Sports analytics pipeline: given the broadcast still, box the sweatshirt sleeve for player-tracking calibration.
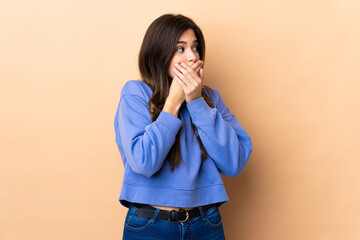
[186,88,252,177]
[116,81,183,177]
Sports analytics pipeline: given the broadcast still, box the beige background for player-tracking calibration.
[1,0,359,239]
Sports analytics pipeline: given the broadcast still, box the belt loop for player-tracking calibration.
[150,208,160,223]
[198,206,206,221]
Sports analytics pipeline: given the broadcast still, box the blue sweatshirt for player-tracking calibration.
[114,80,252,208]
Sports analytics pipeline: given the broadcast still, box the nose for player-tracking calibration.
[186,49,196,63]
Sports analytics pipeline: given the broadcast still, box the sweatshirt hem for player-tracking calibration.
[119,182,229,208]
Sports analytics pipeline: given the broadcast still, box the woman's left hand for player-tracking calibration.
[174,61,204,104]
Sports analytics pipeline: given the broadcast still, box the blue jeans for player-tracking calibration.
[123,204,226,240]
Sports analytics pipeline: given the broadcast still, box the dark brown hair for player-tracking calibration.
[138,14,214,171]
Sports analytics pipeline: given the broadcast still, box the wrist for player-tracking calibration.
[163,100,183,117]
[186,95,202,104]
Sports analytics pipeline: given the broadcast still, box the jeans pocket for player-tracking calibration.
[124,206,152,232]
[205,206,223,228]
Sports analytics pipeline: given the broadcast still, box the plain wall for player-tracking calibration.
[1,0,359,239]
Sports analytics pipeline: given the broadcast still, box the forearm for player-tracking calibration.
[117,88,183,177]
[196,113,252,176]
[187,96,252,176]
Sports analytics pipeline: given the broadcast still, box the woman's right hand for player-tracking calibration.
[163,76,185,116]
[164,61,203,116]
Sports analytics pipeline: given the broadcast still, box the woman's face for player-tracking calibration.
[168,28,200,79]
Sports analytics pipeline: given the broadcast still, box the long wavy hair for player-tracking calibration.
[138,14,214,171]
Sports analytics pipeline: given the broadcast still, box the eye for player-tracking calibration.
[176,47,184,52]
[193,46,199,52]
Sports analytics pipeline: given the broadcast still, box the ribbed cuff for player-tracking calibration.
[187,97,215,122]
[156,111,183,136]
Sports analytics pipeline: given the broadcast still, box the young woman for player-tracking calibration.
[114,14,252,240]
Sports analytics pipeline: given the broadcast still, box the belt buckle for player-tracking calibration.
[177,209,189,223]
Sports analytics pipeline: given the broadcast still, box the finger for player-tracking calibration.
[173,67,190,89]
[173,66,184,80]
[190,60,202,71]
[192,61,203,74]
[173,75,185,90]
[179,63,202,84]
[174,72,193,93]
[199,68,204,81]
[177,62,200,74]
[175,76,189,92]
[175,63,197,86]
[187,61,203,75]
[174,68,198,96]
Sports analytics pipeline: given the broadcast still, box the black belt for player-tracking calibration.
[133,203,217,223]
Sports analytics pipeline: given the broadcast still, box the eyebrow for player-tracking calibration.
[177,40,198,44]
